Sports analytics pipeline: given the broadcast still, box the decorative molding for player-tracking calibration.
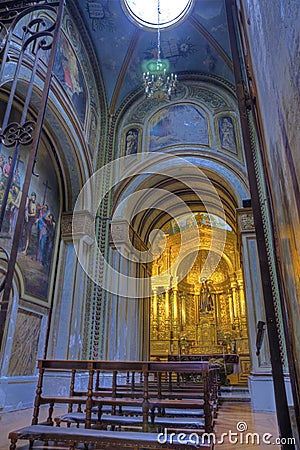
[115,72,236,125]
[237,207,255,232]
[61,210,94,240]
[189,86,228,111]
[109,219,147,253]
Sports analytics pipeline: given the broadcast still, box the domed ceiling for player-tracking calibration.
[73,0,234,112]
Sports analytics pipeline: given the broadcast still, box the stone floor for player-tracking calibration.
[0,402,286,450]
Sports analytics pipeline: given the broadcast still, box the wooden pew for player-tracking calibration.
[88,360,213,432]
[8,425,213,449]
[8,359,218,449]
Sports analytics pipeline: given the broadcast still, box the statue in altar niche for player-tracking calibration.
[199,281,214,313]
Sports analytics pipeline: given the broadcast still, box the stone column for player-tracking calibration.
[47,211,94,360]
[105,220,148,361]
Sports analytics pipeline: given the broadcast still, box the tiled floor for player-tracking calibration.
[0,402,284,450]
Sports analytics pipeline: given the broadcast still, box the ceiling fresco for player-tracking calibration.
[77,0,233,111]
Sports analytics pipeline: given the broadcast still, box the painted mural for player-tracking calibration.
[54,32,87,124]
[149,104,208,151]
[26,13,87,125]
[0,139,59,300]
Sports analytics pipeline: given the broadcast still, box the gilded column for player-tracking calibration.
[228,292,234,324]
[152,287,158,338]
[165,289,170,331]
[231,282,241,328]
[181,293,186,329]
[238,280,246,317]
[172,286,178,325]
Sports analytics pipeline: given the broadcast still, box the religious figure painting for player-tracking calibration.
[54,33,87,124]
[149,104,209,151]
[31,14,87,125]
[0,144,59,301]
[218,116,237,153]
[125,128,139,155]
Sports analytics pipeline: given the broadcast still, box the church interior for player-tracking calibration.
[0,0,299,448]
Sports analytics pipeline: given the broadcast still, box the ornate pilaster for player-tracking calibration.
[237,207,278,409]
[47,211,94,360]
[105,219,147,361]
[237,207,270,372]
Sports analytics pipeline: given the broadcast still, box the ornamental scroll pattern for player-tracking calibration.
[238,212,255,232]
[61,211,94,239]
[0,121,35,147]
[128,84,227,123]
[189,86,228,111]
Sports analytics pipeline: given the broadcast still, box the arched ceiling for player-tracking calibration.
[73,0,233,113]
[112,166,242,244]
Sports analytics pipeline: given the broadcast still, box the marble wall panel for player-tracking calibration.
[7,310,41,376]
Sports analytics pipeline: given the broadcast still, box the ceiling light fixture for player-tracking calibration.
[142,0,178,100]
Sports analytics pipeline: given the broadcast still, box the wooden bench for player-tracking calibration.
[8,359,219,449]
[30,360,216,432]
[55,410,205,431]
[8,425,213,449]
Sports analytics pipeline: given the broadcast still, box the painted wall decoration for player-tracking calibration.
[54,32,87,124]
[86,0,116,32]
[125,128,139,155]
[0,138,59,300]
[36,14,87,125]
[149,104,208,151]
[163,213,231,236]
[218,116,237,153]
[88,109,99,153]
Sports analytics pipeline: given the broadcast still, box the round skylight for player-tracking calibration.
[122,0,193,29]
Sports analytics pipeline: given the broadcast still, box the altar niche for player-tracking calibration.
[149,213,250,384]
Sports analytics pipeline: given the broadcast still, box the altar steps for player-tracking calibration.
[220,386,251,402]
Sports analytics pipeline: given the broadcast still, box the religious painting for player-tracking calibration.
[53,33,87,124]
[218,116,237,153]
[0,139,59,301]
[28,13,87,125]
[125,128,139,155]
[149,104,209,151]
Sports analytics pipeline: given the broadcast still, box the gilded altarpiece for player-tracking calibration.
[150,214,250,382]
